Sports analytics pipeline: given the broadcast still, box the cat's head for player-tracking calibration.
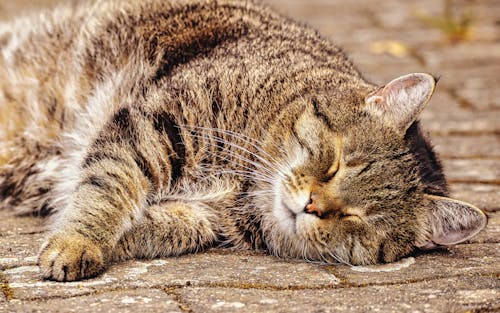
[258,73,487,265]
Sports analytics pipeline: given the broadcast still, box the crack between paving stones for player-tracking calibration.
[431,130,500,137]
[328,272,499,289]
[160,286,193,313]
[447,179,500,185]
[442,155,500,160]
[469,305,500,313]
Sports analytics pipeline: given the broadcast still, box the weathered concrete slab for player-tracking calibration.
[468,211,500,244]
[347,51,425,84]
[0,234,43,270]
[420,111,500,135]
[421,43,500,70]
[432,135,500,159]
[1,289,182,313]
[177,276,500,313]
[0,211,46,270]
[1,250,340,301]
[3,239,499,303]
[0,211,47,236]
[450,183,500,212]
[2,265,120,301]
[329,243,499,286]
[442,159,500,183]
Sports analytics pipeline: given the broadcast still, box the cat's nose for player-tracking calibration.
[305,193,323,217]
[304,192,342,218]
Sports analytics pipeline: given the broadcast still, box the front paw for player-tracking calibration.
[38,233,105,281]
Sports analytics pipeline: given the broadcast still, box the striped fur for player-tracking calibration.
[0,0,485,281]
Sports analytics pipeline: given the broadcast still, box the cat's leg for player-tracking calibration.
[37,107,184,281]
[112,201,220,261]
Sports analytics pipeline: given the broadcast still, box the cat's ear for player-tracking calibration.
[365,73,437,134]
[417,195,487,250]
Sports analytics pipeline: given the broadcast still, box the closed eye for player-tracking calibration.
[341,207,366,223]
[320,170,337,183]
[322,153,340,182]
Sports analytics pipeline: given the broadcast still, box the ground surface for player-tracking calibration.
[0,0,499,312]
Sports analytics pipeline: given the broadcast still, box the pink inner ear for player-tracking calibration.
[388,76,421,91]
[432,228,476,246]
[366,75,424,101]
[426,195,487,246]
[364,73,436,133]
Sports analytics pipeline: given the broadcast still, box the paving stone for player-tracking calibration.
[177,275,500,313]
[0,211,47,237]
[450,183,500,212]
[116,250,340,288]
[347,51,425,85]
[432,135,500,159]
[428,64,500,91]
[420,110,500,135]
[2,250,339,301]
[2,265,121,301]
[265,0,377,29]
[328,243,499,286]
[342,28,444,49]
[421,42,500,70]
[442,159,500,183]
[0,211,47,270]
[468,211,500,244]
[1,289,182,313]
[4,244,498,302]
[456,84,500,111]
[0,233,44,270]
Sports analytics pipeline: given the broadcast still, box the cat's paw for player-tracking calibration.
[38,233,105,281]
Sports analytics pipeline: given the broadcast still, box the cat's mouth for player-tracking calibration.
[281,200,297,219]
[279,200,299,234]
[272,180,313,234]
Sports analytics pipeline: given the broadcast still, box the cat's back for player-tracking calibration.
[0,0,366,152]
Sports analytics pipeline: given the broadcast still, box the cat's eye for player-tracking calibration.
[322,160,339,183]
[340,214,362,223]
[340,207,365,223]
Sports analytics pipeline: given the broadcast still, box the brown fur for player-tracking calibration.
[0,0,486,281]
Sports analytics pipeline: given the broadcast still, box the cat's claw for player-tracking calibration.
[38,233,104,282]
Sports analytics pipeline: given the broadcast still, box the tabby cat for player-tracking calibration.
[0,0,486,282]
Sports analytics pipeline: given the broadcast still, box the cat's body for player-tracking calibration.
[0,0,486,282]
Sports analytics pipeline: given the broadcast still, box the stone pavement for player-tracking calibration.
[1,0,499,312]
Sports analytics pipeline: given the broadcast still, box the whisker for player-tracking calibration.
[182,126,290,178]
[201,150,276,182]
[188,132,277,173]
[181,124,287,159]
[188,133,284,179]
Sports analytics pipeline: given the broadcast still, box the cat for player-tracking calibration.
[0,0,487,282]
